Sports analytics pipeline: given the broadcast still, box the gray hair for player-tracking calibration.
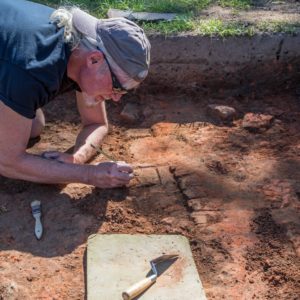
[50,8,81,50]
[50,7,140,90]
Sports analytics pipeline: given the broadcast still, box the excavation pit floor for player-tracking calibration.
[0,90,300,299]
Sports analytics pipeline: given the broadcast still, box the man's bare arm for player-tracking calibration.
[42,92,110,164]
[0,101,132,187]
[72,91,109,163]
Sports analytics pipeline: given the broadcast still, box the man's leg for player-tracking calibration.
[30,108,45,138]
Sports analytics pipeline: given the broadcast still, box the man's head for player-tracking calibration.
[51,8,151,105]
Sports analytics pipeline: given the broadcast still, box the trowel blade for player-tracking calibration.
[150,254,179,277]
[151,254,179,264]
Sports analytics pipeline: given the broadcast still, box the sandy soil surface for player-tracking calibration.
[0,88,299,299]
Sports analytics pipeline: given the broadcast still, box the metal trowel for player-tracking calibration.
[122,254,179,300]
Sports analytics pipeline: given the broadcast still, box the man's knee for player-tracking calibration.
[30,108,45,138]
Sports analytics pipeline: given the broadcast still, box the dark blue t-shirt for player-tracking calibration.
[0,0,72,119]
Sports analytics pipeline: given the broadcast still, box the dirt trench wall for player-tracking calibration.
[144,33,300,96]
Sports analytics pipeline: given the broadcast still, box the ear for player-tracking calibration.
[86,51,104,69]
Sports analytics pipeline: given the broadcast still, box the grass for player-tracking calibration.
[196,19,253,37]
[257,21,300,35]
[195,19,299,37]
[34,0,300,36]
[218,0,251,9]
[35,0,214,14]
[144,19,299,36]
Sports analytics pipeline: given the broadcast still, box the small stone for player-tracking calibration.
[161,217,176,225]
[120,103,140,123]
[207,104,237,122]
[124,129,151,139]
[242,113,274,132]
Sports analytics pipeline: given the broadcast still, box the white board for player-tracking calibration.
[87,234,207,300]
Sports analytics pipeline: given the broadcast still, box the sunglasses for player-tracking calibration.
[102,55,128,95]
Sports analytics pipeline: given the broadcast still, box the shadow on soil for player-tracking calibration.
[2,90,299,258]
[0,178,129,257]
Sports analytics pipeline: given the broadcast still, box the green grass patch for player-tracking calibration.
[34,0,213,16]
[195,19,254,36]
[257,21,300,34]
[140,19,254,36]
[142,17,195,34]
[100,0,211,14]
[218,0,251,9]
[33,0,300,36]
[193,19,300,37]
[145,18,300,36]
[34,0,253,16]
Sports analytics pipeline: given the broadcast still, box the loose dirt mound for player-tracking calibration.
[0,89,300,299]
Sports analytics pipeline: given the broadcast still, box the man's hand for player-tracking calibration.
[41,151,134,188]
[90,161,134,188]
[41,151,75,164]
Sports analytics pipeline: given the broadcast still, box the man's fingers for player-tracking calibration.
[94,161,134,188]
[115,161,133,173]
[113,171,133,182]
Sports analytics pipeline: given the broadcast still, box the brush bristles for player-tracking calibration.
[31,200,41,215]
[31,200,41,208]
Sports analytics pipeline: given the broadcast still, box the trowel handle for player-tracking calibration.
[122,274,157,300]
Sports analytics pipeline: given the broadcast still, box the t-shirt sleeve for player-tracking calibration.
[0,61,48,119]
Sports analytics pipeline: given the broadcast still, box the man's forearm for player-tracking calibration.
[73,124,108,164]
[0,152,92,184]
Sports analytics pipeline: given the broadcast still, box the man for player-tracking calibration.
[0,0,151,188]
